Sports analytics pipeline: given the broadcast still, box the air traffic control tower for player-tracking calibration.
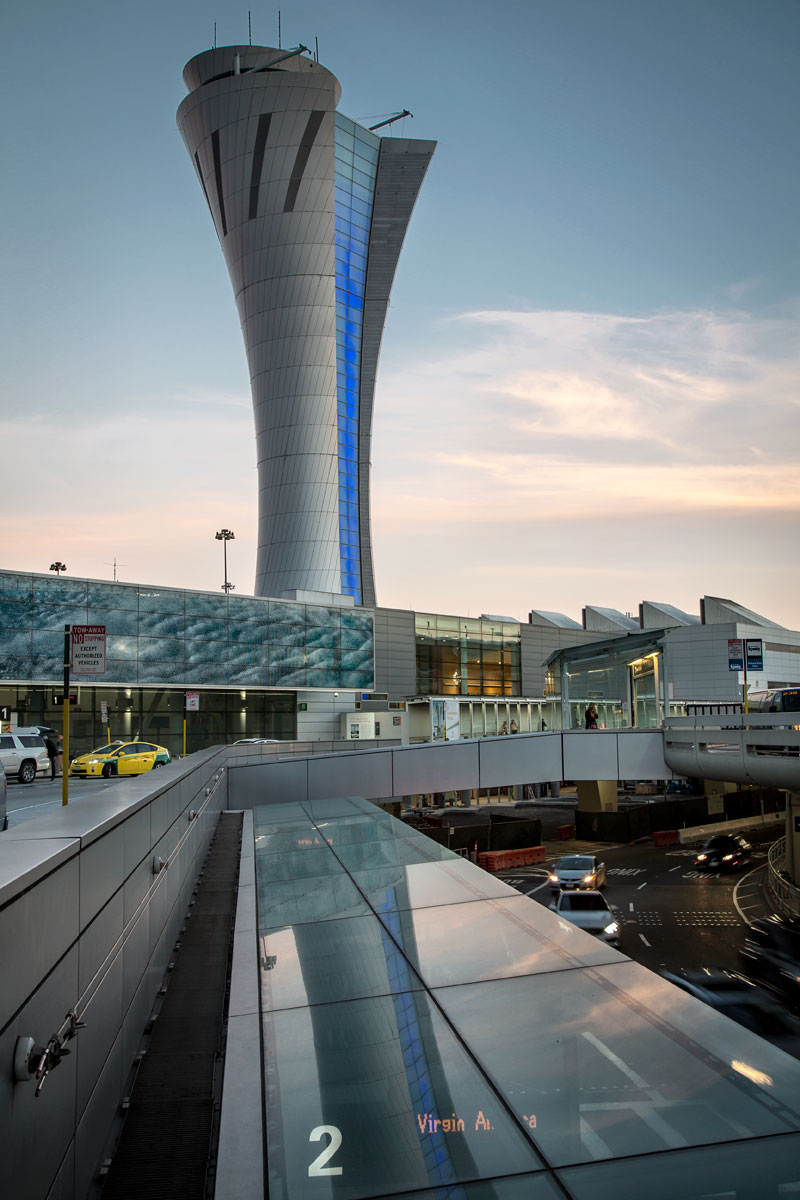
[177,46,435,606]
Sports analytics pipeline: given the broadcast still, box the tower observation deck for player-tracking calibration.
[177,46,436,604]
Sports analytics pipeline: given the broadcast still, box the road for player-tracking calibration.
[5,773,131,828]
[501,828,777,971]
[499,826,800,1056]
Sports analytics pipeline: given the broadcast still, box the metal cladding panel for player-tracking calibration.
[357,138,436,607]
[392,740,480,794]
[562,731,620,780]
[230,759,311,805]
[617,731,673,779]
[479,733,563,788]
[307,751,394,802]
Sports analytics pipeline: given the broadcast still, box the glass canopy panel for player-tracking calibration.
[257,874,371,928]
[350,859,517,914]
[558,1131,800,1200]
[260,913,426,1012]
[380,1176,565,1200]
[434,964,800,1168]
[378,896,626,989]
[332,836,454,874]
[262,993,545,1200]
[315,819,426,851]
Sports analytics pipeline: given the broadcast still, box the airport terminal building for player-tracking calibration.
[1,568,797,756]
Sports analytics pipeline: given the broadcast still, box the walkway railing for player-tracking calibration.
[767,835,800,921]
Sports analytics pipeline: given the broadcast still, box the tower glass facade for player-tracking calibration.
[334,115,380,604]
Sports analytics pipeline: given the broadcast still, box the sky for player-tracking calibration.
[2,0,799,628]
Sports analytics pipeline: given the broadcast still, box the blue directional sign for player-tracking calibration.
[746,639,764,671]
[728,639,744,672]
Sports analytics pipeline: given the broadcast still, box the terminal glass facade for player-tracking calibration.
[0,684,296,757]
[334,116,380,605]
[0,571,374,691]
[415,614,521,696]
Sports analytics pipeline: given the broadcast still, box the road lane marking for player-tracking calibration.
[637,882,647,889]
[639,934,651,947]
[668,866,682,872]
[525,880,552,895]
[629,902,634,912]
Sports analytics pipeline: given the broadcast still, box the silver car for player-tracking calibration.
[549,889,620,945]
[549,853,607,893]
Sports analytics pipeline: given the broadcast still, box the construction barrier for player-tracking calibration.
[557,824,575,840]
[653,829,680,846]
[478,845,546,872]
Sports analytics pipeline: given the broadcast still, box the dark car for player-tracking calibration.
[0,760,7,831]
[740,916,800,1009]
[661,967,800,1058]
[694,833,752,871]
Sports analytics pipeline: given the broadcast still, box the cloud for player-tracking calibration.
[3,305,798,627]
[371,305,800,625]
[373,305,800,515]
[2,392,258,591]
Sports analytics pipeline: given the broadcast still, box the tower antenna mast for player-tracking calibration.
[278,10,282,48]
[368,109,413,132]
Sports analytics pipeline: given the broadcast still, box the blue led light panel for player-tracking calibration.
[334,115,380,605]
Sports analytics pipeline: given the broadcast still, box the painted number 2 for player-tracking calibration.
[308,1125,343,1177]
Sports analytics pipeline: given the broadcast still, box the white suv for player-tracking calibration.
[0,732,50,784]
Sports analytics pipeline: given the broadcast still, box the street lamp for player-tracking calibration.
[49,562,67,576]
[215,529,235,592]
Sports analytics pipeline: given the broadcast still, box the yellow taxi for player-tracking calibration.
[69,740,171,779]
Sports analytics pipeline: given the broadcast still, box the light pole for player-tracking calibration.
[50,561,67,576]
[215,529,235,592]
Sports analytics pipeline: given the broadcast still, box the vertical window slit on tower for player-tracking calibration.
[194,152,213,221]
[211,129,228,236]
[283,111,325,213]
[248,113,273,220]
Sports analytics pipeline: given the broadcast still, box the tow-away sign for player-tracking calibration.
[71,625,106,675]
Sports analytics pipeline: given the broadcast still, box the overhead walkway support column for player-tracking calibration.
[576,781,618,812]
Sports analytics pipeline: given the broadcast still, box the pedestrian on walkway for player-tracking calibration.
[584,704,598,730]
[44,734,58,780]
[55,733,63,776]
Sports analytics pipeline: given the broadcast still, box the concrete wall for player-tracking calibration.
[0,750,228,1200]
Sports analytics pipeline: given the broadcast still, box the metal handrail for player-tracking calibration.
[767,835,800,920]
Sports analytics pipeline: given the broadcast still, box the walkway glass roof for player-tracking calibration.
[253,796,800,1199]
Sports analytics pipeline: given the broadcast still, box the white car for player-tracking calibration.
[548,853,607,893]
[549,889,620,945]
[232,738,282,744]
[0,732,50,784]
